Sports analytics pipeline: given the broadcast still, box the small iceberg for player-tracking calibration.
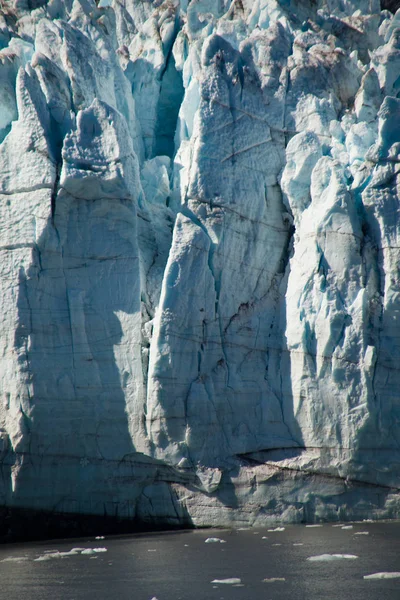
[307,554,358,562]
[364,572,400,580]
[211,578,242,584]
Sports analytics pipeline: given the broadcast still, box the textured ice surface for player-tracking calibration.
[0,0,399,529]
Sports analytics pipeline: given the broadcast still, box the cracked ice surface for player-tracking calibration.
[0,0,400,530]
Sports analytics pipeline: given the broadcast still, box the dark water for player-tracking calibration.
[0,522,399,600]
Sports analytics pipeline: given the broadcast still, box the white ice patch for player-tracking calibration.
[205,538,226,543]
[268,527,285,532]
[341,526,354,530]
[363,573,400,580]
[306,524,323,528]
[354,532,370,535]
[211,578,242,585]
[307,554,358,562]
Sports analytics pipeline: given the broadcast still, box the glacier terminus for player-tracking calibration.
[0,0,400,536]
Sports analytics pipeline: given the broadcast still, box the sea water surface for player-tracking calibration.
[0,521,399,600]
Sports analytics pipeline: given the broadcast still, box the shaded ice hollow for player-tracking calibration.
[0,0,399,529]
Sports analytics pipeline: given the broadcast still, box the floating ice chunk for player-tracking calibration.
[307,554,358,562]
[1,556,29,562]
[82,548,107,555]
[341,526,354,530]
[95,536,105,540]
[262,536,268,539]
[272,543,282,546]
[34,550,80,561]
[306,525,323,528]
[363,573,400,580]
[211,578,242,585]
[293,543,304,546]
[205,538,226,543]
[354,532,369,535]
[268,527,285,532]
[34,547,107,561]
[262,578,286,582]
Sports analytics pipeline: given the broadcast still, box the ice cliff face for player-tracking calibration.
[0,0,400,531]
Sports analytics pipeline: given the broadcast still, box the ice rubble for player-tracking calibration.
[0,0,400,531]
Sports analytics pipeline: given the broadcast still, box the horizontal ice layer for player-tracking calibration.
[0,0,399,531]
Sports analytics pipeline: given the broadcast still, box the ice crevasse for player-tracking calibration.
[0,0,399,532]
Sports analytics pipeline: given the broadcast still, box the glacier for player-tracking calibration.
[0,0,400,537]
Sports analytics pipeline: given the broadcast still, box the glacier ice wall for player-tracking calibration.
[0,0,400,530]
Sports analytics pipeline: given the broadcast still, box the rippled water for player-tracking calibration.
[1,521,399,599]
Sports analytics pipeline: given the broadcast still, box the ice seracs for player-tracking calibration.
[0,0,399,532]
